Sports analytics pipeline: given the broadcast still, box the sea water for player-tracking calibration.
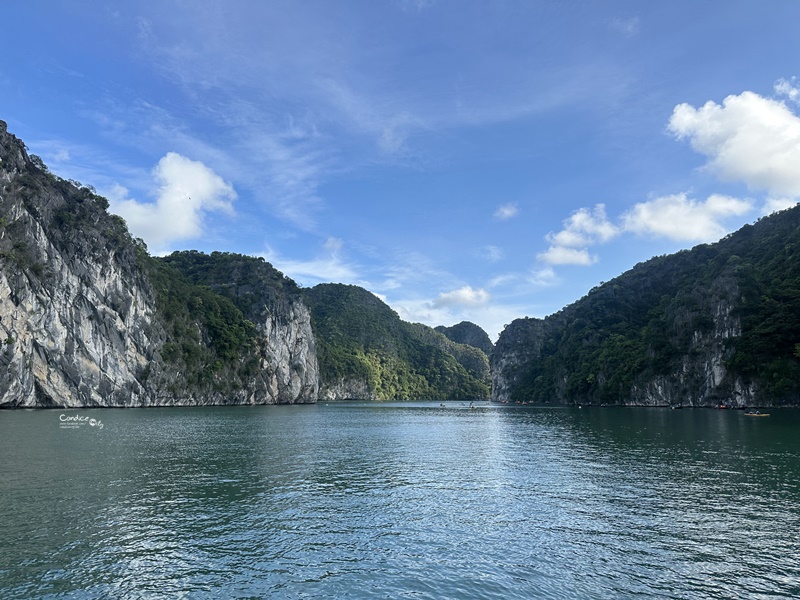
[1,403,799,598]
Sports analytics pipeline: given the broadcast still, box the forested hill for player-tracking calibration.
[0,108,494,407]
[493,205,800,407]
[161,254,493,401]
[435,321,494,356]
[304,283,491,400]
[160,250,303,324]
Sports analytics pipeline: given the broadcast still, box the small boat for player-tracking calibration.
[744,411,770,417]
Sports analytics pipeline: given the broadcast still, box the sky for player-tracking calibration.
[3,1,800,341]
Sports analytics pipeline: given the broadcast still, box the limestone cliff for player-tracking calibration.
[157,251,319,404]
[0,121,317,407]
[492,207,800,407]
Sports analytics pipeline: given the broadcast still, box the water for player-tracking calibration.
[1,403,799,599]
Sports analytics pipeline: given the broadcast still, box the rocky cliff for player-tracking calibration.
[158,251,319,404]
[0,121,317,407]
[492,207,800,407]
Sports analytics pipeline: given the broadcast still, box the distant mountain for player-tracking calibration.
[493,205,800,407]
[304,284,490,400]
[435,321,494,356]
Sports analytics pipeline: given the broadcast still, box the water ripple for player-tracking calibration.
[1,404,799,598]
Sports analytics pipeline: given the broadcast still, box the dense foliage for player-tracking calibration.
[160,250,301,322]
[503,205,800,405]
[1,164,138,280]
[435,321,494,356]
[143,257,258,380]
[304,284,490,400]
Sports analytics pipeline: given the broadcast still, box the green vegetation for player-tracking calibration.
[145,258,257,367]
[160,250,301,323]
[130,252,274,390]
[435,321,494,356]
[304,284,490,400]
[504,205,800,405]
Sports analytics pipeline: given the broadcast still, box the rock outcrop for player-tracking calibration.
[492,206,800,407]
[0,120,318,407]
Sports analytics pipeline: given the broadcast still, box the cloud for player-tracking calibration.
[493,203,519,220]
[775,77,800,104]
[391,294,520,342]
[537,87,800,268]
[538,246,597,266]
[546,204,617,247]
[528,267,559,286]
[538,193,753,268]
[622,193,752,242]
[430,286,490,308]
[397,0,437,12]
[264,237,360,285]
[762,197,799,215]
[668,91,800,198]
[110,152,236,254]
[538,204,616,265]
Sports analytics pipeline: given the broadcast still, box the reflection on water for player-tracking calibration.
[1,404,799,599]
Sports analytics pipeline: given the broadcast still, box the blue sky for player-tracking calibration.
[4,1,800,340]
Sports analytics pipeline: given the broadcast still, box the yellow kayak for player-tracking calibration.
[744,412,770,417]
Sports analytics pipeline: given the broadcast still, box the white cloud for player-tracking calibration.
[546,204,618,247]
[538,246,597,266]
[488,273,516,288]
[622,193,752,242]
[493,203,519,220]
[264,237,360,285]
[762,197,799,215]
[430,286,490,308]
[538,204,615,265]
[668,91,800,198]
[775,77,800,104]
[398,0,437,12]
[391,294,521,342]
[528,267,559,286]
[536,88,800,269]
[110,152,236,254]
[536,193,753,269]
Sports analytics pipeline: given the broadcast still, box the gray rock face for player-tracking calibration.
[0,120,318,408]
[491,267,760,407]
[628,276,756,407]
[319,377,376,401]
[491,317,550,404]
[256,301,319,403]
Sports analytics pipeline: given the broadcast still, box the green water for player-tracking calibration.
[1,403,798,599]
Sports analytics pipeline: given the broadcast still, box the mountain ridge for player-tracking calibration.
[0,120,492,406]
[492,205,800,406]
[2,119,798,407]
